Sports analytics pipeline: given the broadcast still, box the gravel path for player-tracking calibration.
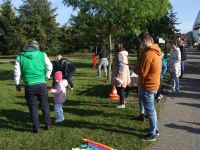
[153,48,200,150]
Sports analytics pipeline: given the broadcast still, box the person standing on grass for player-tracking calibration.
[169,41,181,93]
[97,44,109,77]
[135,47,146,121]
[111,42,131,109]
[52,55,76,90]
[134,32,162,141]
[14,40,52,133]
[92,54,97,69]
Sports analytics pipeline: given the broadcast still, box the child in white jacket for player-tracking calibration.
[169,42,181,93]
[49,71,68,123]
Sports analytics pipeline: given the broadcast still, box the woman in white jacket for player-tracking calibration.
[169,42,181,93]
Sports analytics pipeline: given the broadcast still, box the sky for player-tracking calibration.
[0,0,199,33]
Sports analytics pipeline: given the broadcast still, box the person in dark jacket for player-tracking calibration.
[179,42,187,79]
[52,55,76,90]
[97,44,108,77]
[155,52,167,102]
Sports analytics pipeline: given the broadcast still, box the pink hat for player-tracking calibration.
[54,71,63,81]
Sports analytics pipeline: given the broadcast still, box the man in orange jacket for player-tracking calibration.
[135,32,162,141]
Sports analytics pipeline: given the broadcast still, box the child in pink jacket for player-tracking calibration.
[49,71,68,123]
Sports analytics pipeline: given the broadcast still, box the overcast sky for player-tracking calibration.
[0,0,199,33]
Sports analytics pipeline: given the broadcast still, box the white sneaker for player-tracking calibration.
[116,104,125,109]
[55,117,64,123]
[157,95,163,100]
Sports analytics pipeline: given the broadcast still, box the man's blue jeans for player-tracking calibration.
[140,89,158,135]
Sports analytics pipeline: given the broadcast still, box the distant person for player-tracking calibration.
[155,52,167,102]
[179,41,187,79]
[111,42,131,108]
[134,32,162,141]
[52,55,76,90]
[49,71,68,123]
[14,40,52,133]
[97,44,108,77]
[92,54,97,69]
[169,41,181,93]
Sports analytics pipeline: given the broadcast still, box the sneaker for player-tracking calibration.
[141,133,156,142]
[156,130,160,136]
[135,114,145,121]
[32,127,40,133]
[170,89,176,94]
[44,125,51,130]
[70,87,74,91]
[116,104,125,109]
[55,118,64,123]
[157,94,163,100]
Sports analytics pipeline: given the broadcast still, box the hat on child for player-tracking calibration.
[54,71,63,81]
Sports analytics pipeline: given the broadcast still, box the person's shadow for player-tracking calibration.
[0,109,32,132]
[165,123,200,134]
[0,108,52,132]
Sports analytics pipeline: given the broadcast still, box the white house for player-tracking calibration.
[193,10,200,42]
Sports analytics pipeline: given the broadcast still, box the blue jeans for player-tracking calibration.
[140,89,158,135]
[139,90,145,114]
[171,72,179,92]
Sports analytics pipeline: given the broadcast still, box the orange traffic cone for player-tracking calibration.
[108,86,119,100]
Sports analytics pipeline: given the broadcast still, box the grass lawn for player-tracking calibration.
[0,54,151,150]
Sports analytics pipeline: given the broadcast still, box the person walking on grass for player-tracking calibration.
[52,55,76,90]
[97,44,109,77]
[49,71,68,123]
[14,40,52,133]
[169,41,181,93]
[111,42,131,109]
[134,32,162,141]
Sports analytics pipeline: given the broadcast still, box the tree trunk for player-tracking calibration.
[108,33,112,81]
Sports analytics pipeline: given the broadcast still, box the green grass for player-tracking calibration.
[0,55,149,150]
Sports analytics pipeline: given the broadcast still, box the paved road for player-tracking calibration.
[153,48,200,150]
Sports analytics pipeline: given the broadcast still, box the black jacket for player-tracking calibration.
[179,45,187,61]
[52,58,76,77]
[97,45,107,59]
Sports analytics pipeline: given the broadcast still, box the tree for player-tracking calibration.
[62,11,107,52]
[17,0,61,55]
[148,5,180,53]
[63,0,170,80]
[0,0,17,54]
